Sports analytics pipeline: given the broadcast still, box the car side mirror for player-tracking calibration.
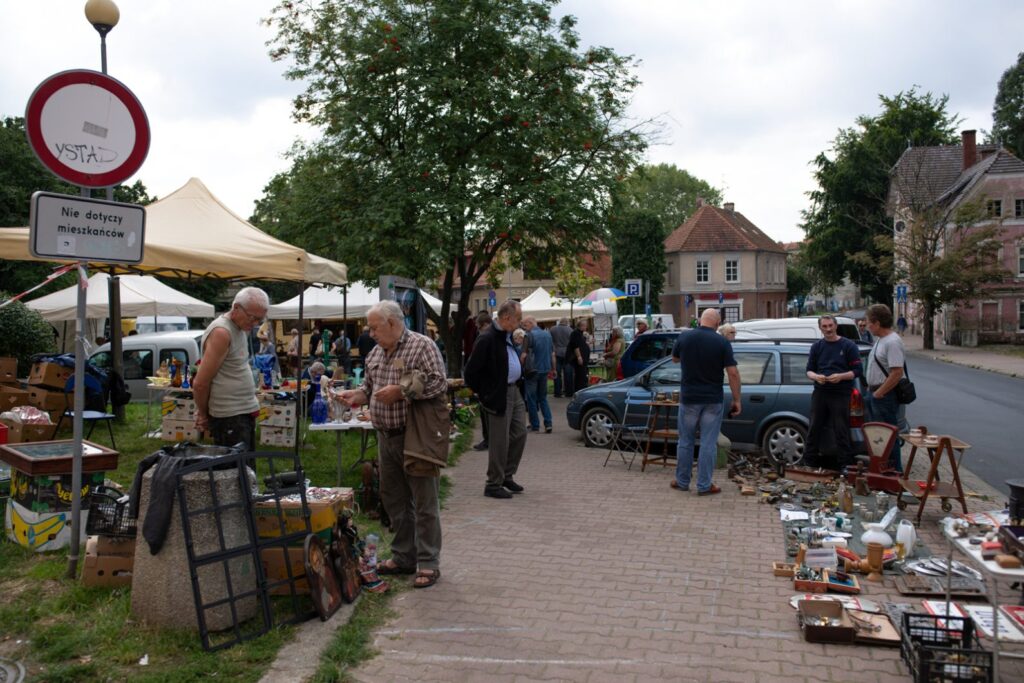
[639,373,650,387]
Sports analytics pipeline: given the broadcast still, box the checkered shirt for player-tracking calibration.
[361,329,446,430]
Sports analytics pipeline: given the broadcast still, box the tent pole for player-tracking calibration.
[108,275,125,419]
[295,282,304,458]
[342,284,348,377]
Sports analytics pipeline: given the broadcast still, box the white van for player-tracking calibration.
[731,316,859,341]
[618,314,675,341]
[89,330,204,401]
[134,316,190,334]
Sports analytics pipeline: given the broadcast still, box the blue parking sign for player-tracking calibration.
[624,278,642,297]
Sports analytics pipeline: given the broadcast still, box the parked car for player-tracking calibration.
[731,316,859,341]
[619,314,676,341]
[566,339,869,465]
[89,330,203,401]
[616,328,765,379]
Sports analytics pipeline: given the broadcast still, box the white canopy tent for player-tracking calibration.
[518,287,593,323]
[26,273,215,321]
[267,283,454,320]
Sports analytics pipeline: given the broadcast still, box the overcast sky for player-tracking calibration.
[2,1,1021,242]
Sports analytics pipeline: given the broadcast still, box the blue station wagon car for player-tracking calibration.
[567,340,868,465]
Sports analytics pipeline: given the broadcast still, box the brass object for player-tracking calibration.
[866,542,884,582]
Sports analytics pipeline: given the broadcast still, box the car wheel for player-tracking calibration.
[581,406,616,448]
[762,420,806,466]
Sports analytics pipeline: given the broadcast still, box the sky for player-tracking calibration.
[2,0,1022,243]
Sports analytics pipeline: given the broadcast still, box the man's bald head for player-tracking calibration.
[700,308,721,328]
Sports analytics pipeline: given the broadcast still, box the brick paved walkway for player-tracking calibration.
[351,398,1024,682]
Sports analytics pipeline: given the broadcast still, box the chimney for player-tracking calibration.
[723,202,735,213]
[962,130,977,170]
[696,197,705,208]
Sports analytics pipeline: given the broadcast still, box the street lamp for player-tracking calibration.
[84,0,119,75]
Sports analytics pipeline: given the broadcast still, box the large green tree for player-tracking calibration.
[992,51,1024,160]
[801,89,959,302]
[615,163,722,234]
[261,0,648,373]
[608,208,665,313]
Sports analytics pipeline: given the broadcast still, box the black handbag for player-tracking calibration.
[874,356,916,404]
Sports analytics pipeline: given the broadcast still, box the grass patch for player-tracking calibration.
[0,401,391,681]
[981,344,1024,360]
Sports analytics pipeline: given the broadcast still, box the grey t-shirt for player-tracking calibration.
[549,323,571,357]
[865,331,905,387]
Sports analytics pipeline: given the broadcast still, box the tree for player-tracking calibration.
[0,295,57,375]
[551,258,597,322]
[262,0,648,374]
[992,52,1024,160]
[801,89,960,302]
[785,255,814,315]
[608,208,665,313]
[615,163,722,234]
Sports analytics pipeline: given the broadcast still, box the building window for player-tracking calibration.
[1016,199,1024,217]
[667,260,674,287]
[696,259,709,284]
[725,259,739,283]
[1019,244,1024,277]
[987,199,1003,217]
[1020,300,1024,331]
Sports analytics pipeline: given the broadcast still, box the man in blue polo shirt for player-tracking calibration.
[670,308,741,496]
[804,315,862,470]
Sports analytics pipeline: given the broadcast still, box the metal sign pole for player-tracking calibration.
[66,257,88,578]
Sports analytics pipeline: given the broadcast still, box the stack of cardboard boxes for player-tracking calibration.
[160,395,200,442]
[0,357,61,443]
[82,534,135,587]
[258,398,297,447]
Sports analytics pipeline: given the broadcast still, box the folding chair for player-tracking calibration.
[603,397,653,470]
[55,374,117,449]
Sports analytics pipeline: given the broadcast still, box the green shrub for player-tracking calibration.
[0,293,57,375]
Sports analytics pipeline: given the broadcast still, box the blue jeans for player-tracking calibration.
[864,391,904,472]
[555,356,573,397]
[675,402,724,492]
[525,373,552,429]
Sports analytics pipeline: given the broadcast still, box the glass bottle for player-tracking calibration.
[310,391,328,425]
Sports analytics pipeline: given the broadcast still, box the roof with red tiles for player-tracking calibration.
[664,203,785,254]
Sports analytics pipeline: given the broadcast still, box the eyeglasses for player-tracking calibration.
[238,304,265,323]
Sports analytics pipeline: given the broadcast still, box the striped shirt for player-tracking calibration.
[361,328,447,430]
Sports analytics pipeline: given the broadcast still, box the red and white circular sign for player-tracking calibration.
[25,69,150,188]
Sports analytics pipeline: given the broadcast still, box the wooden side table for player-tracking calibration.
[896,434,970,524]
[641,400,678,472]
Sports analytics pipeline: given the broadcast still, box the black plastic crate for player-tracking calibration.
[901,612,992,683]
[86,491,137,539]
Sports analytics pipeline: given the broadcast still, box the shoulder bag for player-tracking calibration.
[873,355,916,404]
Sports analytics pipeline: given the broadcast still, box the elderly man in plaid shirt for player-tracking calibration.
[339,300,447,588]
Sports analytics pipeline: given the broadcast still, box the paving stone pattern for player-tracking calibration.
[352,399,1024,683]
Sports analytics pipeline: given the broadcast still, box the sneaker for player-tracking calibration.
[473,440,488,451]
[502,479,524,493]
[484,486,512,499]
[527,426,539,432]
[544,426,552,433]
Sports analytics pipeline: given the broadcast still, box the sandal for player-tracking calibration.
[413,568,440,589]
[377,559,416,575]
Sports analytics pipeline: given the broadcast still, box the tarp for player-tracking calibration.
[25,273,215,321]
[267,283,454,320]
[0,178,347,284]
[519,287,592,323]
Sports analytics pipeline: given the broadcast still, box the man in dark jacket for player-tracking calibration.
[463,300,527,499]
[805,315,863,470]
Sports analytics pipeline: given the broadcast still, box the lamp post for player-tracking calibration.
[84,0,119,75]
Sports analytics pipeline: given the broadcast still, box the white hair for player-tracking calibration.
[368,299,405,323]
[233,286,269,310]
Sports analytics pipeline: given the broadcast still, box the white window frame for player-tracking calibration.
[695,257,709,284]
[725,257,740,283]
[986,199,1003,218]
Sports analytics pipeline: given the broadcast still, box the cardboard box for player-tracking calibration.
[0,418,23,443]
[798,599,856,643]
[11,469,105,513]
[253,487,354,541]
[161,397,196,421]
[82,552,134,587]
[259,426,296,447]
[28,386,67,412]
[161,419,200,442]
[27,362,72,390]
[0,386,31,411]
[5,497,87,552]
[259,546,309,595]
[258,402,296,428]
[21,423,58,443]
[86,534,136,557]
[0,357,17,385]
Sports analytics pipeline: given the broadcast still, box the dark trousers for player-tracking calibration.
[572,360,588,394]
[377,430,441,570]
[209,413,256,452]
[484,386,527,487]
[804,389,852,469]
[865,391,904,472]
[554,355,572,397]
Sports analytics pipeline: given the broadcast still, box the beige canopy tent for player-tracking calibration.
[0,178,346,284]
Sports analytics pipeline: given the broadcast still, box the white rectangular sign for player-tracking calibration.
[29,191,145,264]
[624,278,643,297]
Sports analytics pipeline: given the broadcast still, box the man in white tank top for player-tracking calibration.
[193,287,269,451]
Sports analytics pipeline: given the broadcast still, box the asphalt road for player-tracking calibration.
[905,354,1024,496]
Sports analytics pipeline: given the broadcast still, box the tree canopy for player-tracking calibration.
[992,51,1024,160]
[615,163,722,235]
[260,0,649,372]
[801,89,960,302]
[608,208,665,313]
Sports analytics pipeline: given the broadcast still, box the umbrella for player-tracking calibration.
[580,287,628,305]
